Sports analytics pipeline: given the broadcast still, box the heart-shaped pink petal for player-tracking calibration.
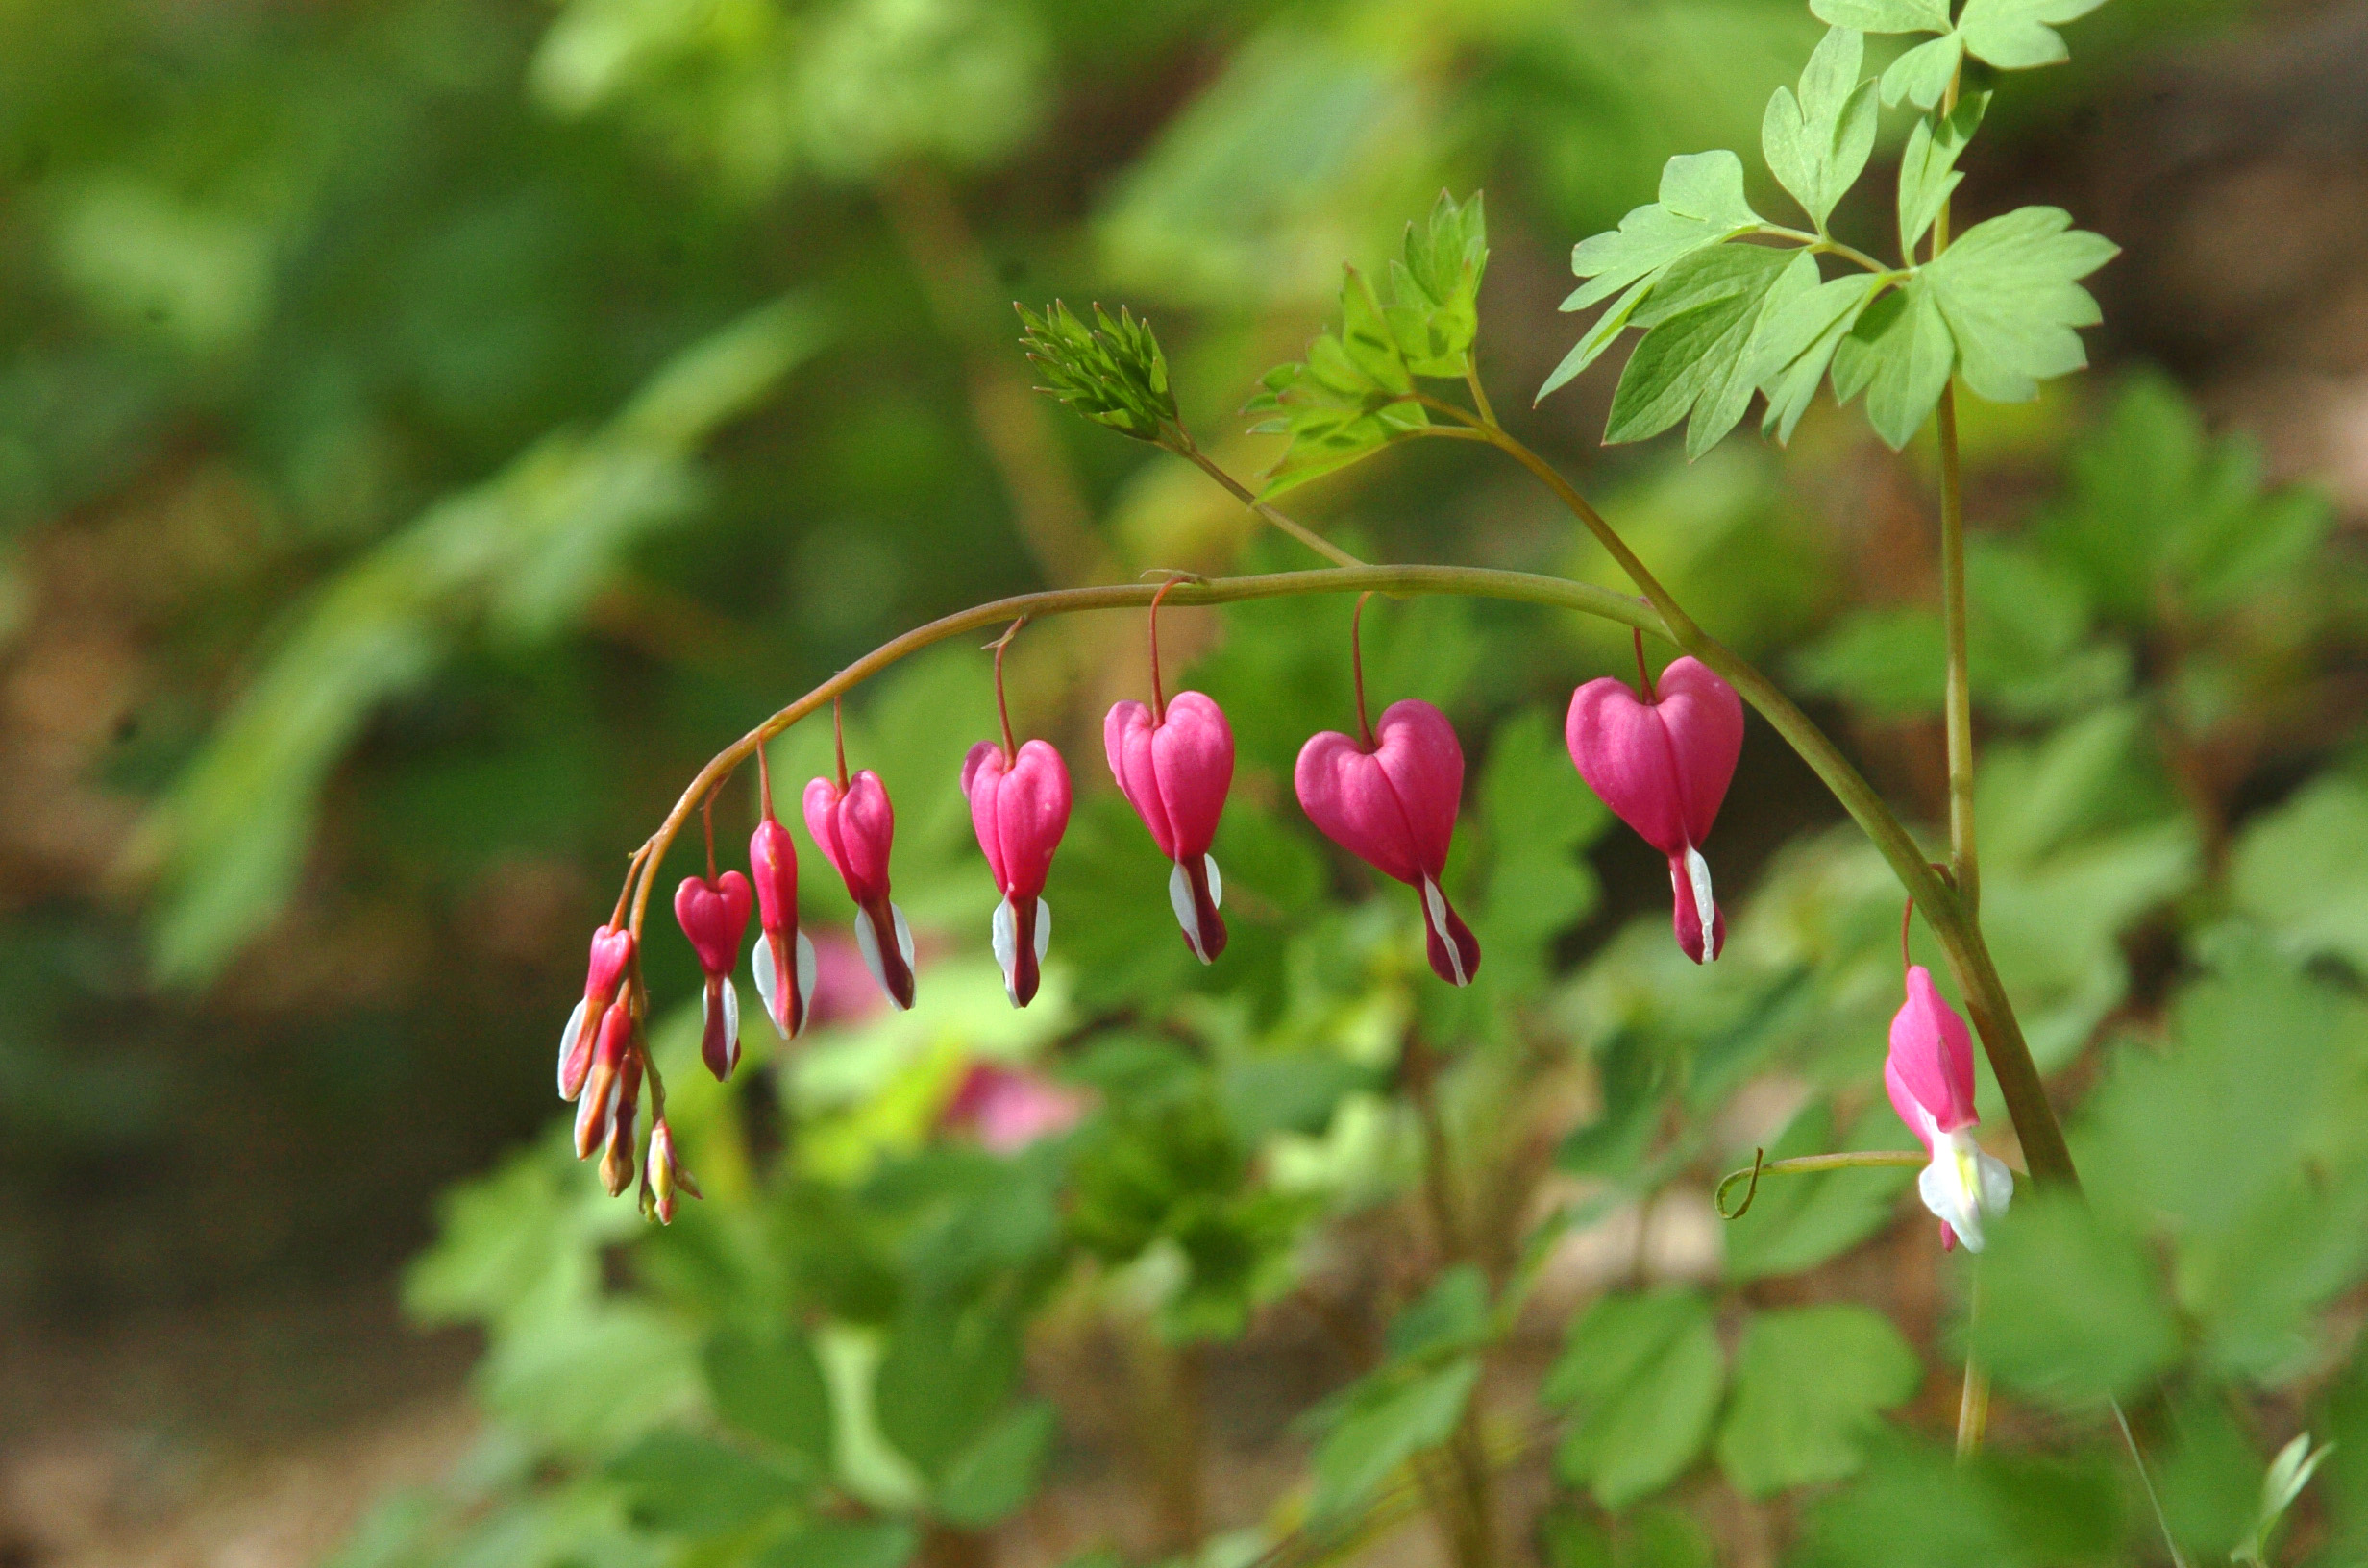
[1104,692,1232,861]
[1565,657,1742,857]
[675,871,752,978]
[804,770,897,904]
[1294,699,1464,887]
[963,739,1072,902]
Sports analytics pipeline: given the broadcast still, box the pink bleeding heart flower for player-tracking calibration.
[750,811,818,1042]
[1104,691,1233,964]
[804,770,916,1010]
[962,739,1072,1007]
[644,1118,702,1225]
[573,1000,635,1161]
[558,924,636,1102]
[1566,655,1744,963]
[942,1061,1090,1154]
[1887,965,2013,1252]
[676,870,753,1081]
[1295,698,1481,987]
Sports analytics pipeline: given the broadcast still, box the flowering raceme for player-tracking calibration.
[1295,698,1481,987]
[1887,964,2014,1251]
[675,869,752,1080]
[1566,654,1743,963]
[804,768,917,1010]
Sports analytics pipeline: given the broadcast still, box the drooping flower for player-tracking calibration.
[942,1061,1090,1153]
[803,769,916,1010]
[962,738,1072,1007]
[1566,654,1743,963]
[1887,965,2014,1251]
[1106,692,1233,964]
[750,808,818,1041]
[644,1118,702,1225]
[676,870,753,1081]
[1295,698,1482,986]
[557,924,635,1101]
[573,999,635,1160]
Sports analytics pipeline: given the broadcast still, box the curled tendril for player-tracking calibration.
[1714,1148,1928,1220]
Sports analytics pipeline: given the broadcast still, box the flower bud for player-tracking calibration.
[645,1119,703,1225]
[558,924,635,1101]
[804,770,916,1010]
[749,815,817,1040]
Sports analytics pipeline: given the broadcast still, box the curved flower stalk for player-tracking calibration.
[1566,643,1744,963]
[1106,580,1233,964]
[804,702,917,1011]
[1293,599,1480,986]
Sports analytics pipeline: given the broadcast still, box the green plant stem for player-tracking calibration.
[1176,433,1367,568]
[1932,68,1980,918]
[1957,1276,1989,1459]
[624,564,1663,932]
[1760,225,1894,277]
[1434,414,2077,1192]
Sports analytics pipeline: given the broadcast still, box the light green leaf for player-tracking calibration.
[1957,0,2108,68]
[1882,32,1967,110]
[1546,1288,1725,1509]
[934,1401,1056,1527]
[1762,30,1879,232]
[1925,205,2117,404]
[1974,1190,2181,1409]
[704,1328,834,1478]
[1309,1357,1482,1518]
[1386,189,1489,377]
[2232,779,2368,973]
[1715,1307,1922,1497]
[874,1304,1022,1481]
[1898,93,1989,258]
[1605,244,1804,453]
[1246,261,1435,496]
[1810,0,1950,31]
[1831,278,1953,450]
[607,1431,807,1536]
[1751,271,1883,443]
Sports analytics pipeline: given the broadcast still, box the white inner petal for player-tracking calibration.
[1034,897,1051,964]
[1685,846,1718,960]
[1169,861,1208,963]
[720,976,739,1061]
[1916,1125,1998,1252]
[750,935,782,1038]
[992,896,1018,986]
[558,997,588,1098]
[1204,854,1222,909]
[891,903,916,970]
[853,908,889,999]
[1422,877,1468,987]
[1977,1150,2015,1218]
[794,930,817,1038]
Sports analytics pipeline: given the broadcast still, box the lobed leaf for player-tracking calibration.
[1897,93,1988,258]
[1605,245,1814,458]
[1957,0,2109,68]
[1546,1288,1725,1508]
[1761,29,1880,233]
[1715,1307,1922,1496]
[1924,205,2117,403]
[1882,32,1966,109]
[1810,0,1950,31]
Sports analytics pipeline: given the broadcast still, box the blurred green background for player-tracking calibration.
[5,0,2368,1563]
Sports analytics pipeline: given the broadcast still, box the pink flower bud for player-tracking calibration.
[1295,699,1481,987]
[557,924,635,1102]
[676,870,753,1080]
[803,770,916,1010]
[574,1001,633,1160]
[645,1118,702,1224]
[962,739,1073,1007]
[1887,966,2012,1251]
[1104,692,1233,964]
[942,1062,1090,1153]
[1566,657,1743,963]
[601,1047,643,1198]
[750,815,817,1041]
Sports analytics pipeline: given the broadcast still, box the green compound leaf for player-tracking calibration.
[1830,278,1953,451]
[1810,0,1950,31]
[1957,0,2109,68]
[1761,29,1879,233]
[1019,300,1178,442]
[1752,271,1883,443]
[1973,1189,2182,1409]
[1715,1307,1922,1497]
[1925,205,2118,403]
[934,1401,1056,1528]
[1545,1288,1726,1509]
[1606,245,1816,458]
[704,1327,835,1479]
[1541,151,1764,402]
[1388,188,1491,377]
[1883,33,1967,109]
[1309,1356,1482,1519]
[1898,93,1988,258]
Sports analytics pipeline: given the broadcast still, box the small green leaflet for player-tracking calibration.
[1957,0,2109,67]
[1761,29,1879,233]
[1831,281,1954,450]
[1925,205,2118,403]
[1246,190,1488,496]
[1809,0,1949,30]
[1540,151,1764,402]
[1753,272,1883,443]
[1883,34,1964,110]
[1897,93,1987,257]
[1606,247,1819,458]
